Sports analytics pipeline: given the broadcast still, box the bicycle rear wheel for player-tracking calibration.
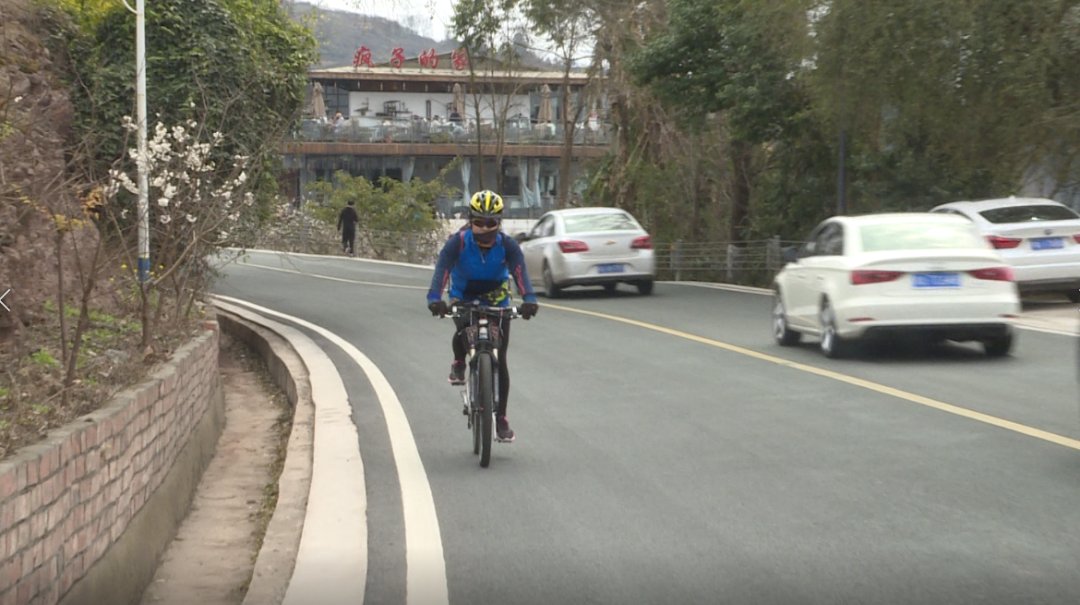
[477,353,494,467]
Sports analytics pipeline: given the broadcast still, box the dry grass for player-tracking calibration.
[0,302,201,460]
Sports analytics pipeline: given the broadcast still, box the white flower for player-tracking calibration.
[13,96,22,103]
[186,214,197,223]
[157,198,169,208]
[159,214,172,224]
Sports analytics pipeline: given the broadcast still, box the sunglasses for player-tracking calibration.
[471,218,500,229]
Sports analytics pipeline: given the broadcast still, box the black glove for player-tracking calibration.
[519,302,538,320]
[428,300,448,317]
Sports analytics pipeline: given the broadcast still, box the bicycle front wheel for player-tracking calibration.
[469,373,481,455]
[477,352,494,468]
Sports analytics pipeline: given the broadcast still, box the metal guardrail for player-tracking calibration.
[255,208,800,288]
[654,238,803,287]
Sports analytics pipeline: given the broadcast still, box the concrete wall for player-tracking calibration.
[0,323,224,605]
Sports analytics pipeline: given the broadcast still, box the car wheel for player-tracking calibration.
[819,301,848,358]
[636,279,654,295]
[773,292,801,346]
[1066,290,1080,303]
[603,283,617,295]
[542,262,562,298]
[983,329,1014,357]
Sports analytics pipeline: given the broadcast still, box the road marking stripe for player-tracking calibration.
[234,259,427,290]
[231,258,1080,451]
[548,303,1080,452]
[213,299,367,605]
[213,295,449,605]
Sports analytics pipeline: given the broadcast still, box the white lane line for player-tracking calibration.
[232,260,427,290]
[213,295,449,605]
[213,299,367,605]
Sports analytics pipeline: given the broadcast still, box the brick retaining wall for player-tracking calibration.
[0,323,221,605]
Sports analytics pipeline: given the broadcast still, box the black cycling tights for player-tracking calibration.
[452,317,511,417]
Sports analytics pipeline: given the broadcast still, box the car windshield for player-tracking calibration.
[563,212,638,234]
[979,204,1080,223]
[860,222,985,252]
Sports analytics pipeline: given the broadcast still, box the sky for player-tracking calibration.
[312,0,456,42]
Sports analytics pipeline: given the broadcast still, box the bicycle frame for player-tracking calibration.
[450,303,517,468]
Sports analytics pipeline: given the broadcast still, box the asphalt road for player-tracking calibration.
[213,250,1080,605]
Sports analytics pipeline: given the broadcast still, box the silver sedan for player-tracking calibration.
[516,207,656,297]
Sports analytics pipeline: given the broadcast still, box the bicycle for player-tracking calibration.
[447,302,519,468]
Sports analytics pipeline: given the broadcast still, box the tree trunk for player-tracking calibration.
[729,140,753,243]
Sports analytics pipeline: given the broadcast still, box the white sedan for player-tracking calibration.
[772,213,1021,358]
[516,207,656,297]
[930,197,1080,302]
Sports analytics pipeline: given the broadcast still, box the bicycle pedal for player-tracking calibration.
[461,404,469,416]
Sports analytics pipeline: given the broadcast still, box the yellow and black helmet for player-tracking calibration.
[469,190,504,219]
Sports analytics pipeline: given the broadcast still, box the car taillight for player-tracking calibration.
[558,240,589,253]
[631,235,652,250]
[986,235,1022,249]
[1073,234,1080,244]
[851,270,904,285]
[969,267,1014,281]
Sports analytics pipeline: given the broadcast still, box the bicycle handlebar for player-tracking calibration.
[442,302,520,320]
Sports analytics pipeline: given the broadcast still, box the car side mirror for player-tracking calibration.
[782,246,800,264]
[514,232,529,243]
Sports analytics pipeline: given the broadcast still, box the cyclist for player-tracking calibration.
[427,190,539,442]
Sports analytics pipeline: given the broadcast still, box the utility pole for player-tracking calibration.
[136,0,149,282]
[124,0,150,282]
[837,128,847,215]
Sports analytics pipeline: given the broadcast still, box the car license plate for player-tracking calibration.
[597,263,624,274]
[1030,237,1064,250]
[913,272,960,288]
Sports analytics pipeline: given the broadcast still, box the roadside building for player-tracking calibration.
[283,50,609,218]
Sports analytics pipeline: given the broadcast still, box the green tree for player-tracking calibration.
[809,0,1080,211]
[306,166,457,260]
[54,0,316,346]
[630,0,810,240]
[66,0,315,203]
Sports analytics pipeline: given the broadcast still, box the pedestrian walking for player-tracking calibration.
[338,200,359,256]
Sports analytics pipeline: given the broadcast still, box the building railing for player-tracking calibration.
[288,118,612,147]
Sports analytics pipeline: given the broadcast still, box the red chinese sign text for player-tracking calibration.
[352,45,373,69]
[419,48,439,69]
[451,47,468,71]
[390,47,406,69]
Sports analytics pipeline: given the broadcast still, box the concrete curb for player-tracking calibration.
[212,298,368,605]
[215,310,315,605]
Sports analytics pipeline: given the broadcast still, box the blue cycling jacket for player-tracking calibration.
[427,228,537,306]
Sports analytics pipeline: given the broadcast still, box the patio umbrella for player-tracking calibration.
[311,82,326,120]
[452,83,465,118]
[537,84,553,123]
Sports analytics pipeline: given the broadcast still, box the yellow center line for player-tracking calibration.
[236,260,1080,452]
[547,302,1080,452]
